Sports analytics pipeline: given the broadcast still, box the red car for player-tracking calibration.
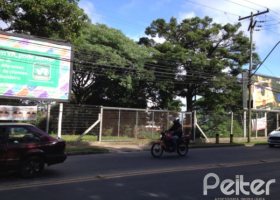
[0,123,67,178]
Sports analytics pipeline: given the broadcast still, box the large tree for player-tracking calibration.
[0,0,89,41]
[142,16,259,112]
[72,24,155,107]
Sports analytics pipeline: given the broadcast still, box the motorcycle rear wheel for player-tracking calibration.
[151,143,163,158]
[177,143,189,156]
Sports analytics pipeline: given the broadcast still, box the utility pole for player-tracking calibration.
[239,9,269,143]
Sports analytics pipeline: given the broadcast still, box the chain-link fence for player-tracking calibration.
[26,104,191,142]
[50,104,100,135]
[100,107,191,141]
[2,103,280,143]
[196,111,244,139]
[195,110,280,142]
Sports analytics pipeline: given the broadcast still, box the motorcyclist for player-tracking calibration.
[168,119,183,149]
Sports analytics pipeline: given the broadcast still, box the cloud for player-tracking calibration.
[128,33,166,44]
[153,35,166,44]
[0,20,8,29]
[118,0,138,14]
[178,11,196,22]
[79,0,103,24]
[179,0,280,58]
[127,33,145,42]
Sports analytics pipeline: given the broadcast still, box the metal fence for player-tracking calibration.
[32,104,191,142]
[100,106,191,141]
[49,104,100,135]
[2,103,280,142]
[196,110,280,140]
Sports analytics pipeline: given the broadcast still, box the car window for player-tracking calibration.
[7,126,41,144]
[0,126,8,143]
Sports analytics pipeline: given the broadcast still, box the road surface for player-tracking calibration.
[0,145,279,200]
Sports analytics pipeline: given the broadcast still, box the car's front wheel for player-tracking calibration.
[20,156,44,178]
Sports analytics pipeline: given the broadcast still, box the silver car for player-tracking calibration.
[268,128,280,147]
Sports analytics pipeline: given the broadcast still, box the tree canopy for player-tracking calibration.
[0,0,259,113]
[72,24,156,107]
[141,16,259,112]
[0,0,89,41]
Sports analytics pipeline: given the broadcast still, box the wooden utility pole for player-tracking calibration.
[239,9,269,143]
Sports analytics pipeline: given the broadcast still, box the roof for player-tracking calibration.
[0,122,34,126]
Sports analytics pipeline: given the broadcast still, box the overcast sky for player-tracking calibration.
[79,0,280,77]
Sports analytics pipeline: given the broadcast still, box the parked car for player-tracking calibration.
[268,128,280,147]
[0,123,67,178]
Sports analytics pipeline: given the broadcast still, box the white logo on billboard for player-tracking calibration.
[33,63,51,81]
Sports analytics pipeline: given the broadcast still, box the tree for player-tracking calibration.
[143,17,259,112]
[0,0,89,41]
[72,24,155,107]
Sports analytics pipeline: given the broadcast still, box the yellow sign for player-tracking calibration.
[252,75,280,110]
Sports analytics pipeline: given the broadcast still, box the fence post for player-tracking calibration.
[98,106,103,142]
[192,111,196,142]
[277,113,279,129]
[152,111,155,138]
[230,111,233,135]
[243,111,247,138]
[264,112,267,137]
[135,111,138,138]
[167,111,169,130]
[118,109,121,138]
[215,133,219,144]
[230,134,233,144]
[230,111,233,143]
[255,112,258,138]
[46,103,51,133]
[57,103,63,139]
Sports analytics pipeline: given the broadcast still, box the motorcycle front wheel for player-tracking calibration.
[177,143,189,156]
[151,143,163,158]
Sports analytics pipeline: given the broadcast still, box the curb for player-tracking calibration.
[67,143,268,155]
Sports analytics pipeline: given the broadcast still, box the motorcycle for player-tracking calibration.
[151,131,190,158]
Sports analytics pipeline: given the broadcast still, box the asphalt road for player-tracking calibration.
[1,145,280,200]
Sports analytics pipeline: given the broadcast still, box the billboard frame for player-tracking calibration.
[0,31,73,102]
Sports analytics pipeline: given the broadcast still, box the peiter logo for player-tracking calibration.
[203,173,276,196]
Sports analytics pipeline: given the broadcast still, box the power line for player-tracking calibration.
[222,0,259,11]
[0,24,247,84]
[195,0,280,36]
[0,51,235,87]
[0,32,245,77]
[239,0,269,9]
[0,44,229,80]
[240,0,280,17]
[184,0,240,17]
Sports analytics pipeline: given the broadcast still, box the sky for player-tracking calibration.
[79,0,280,77]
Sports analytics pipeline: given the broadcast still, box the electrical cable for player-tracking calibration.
[0,45,228,80]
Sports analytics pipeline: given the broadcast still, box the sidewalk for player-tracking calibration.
[92,141,151,153]
[90,137,268,153]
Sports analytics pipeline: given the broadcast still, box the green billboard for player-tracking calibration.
[0,32,72,101]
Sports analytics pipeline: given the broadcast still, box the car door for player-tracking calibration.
[5,125,39,168]
[5,125,43,166]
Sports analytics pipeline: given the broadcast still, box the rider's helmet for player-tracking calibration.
[173,118,180,125]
